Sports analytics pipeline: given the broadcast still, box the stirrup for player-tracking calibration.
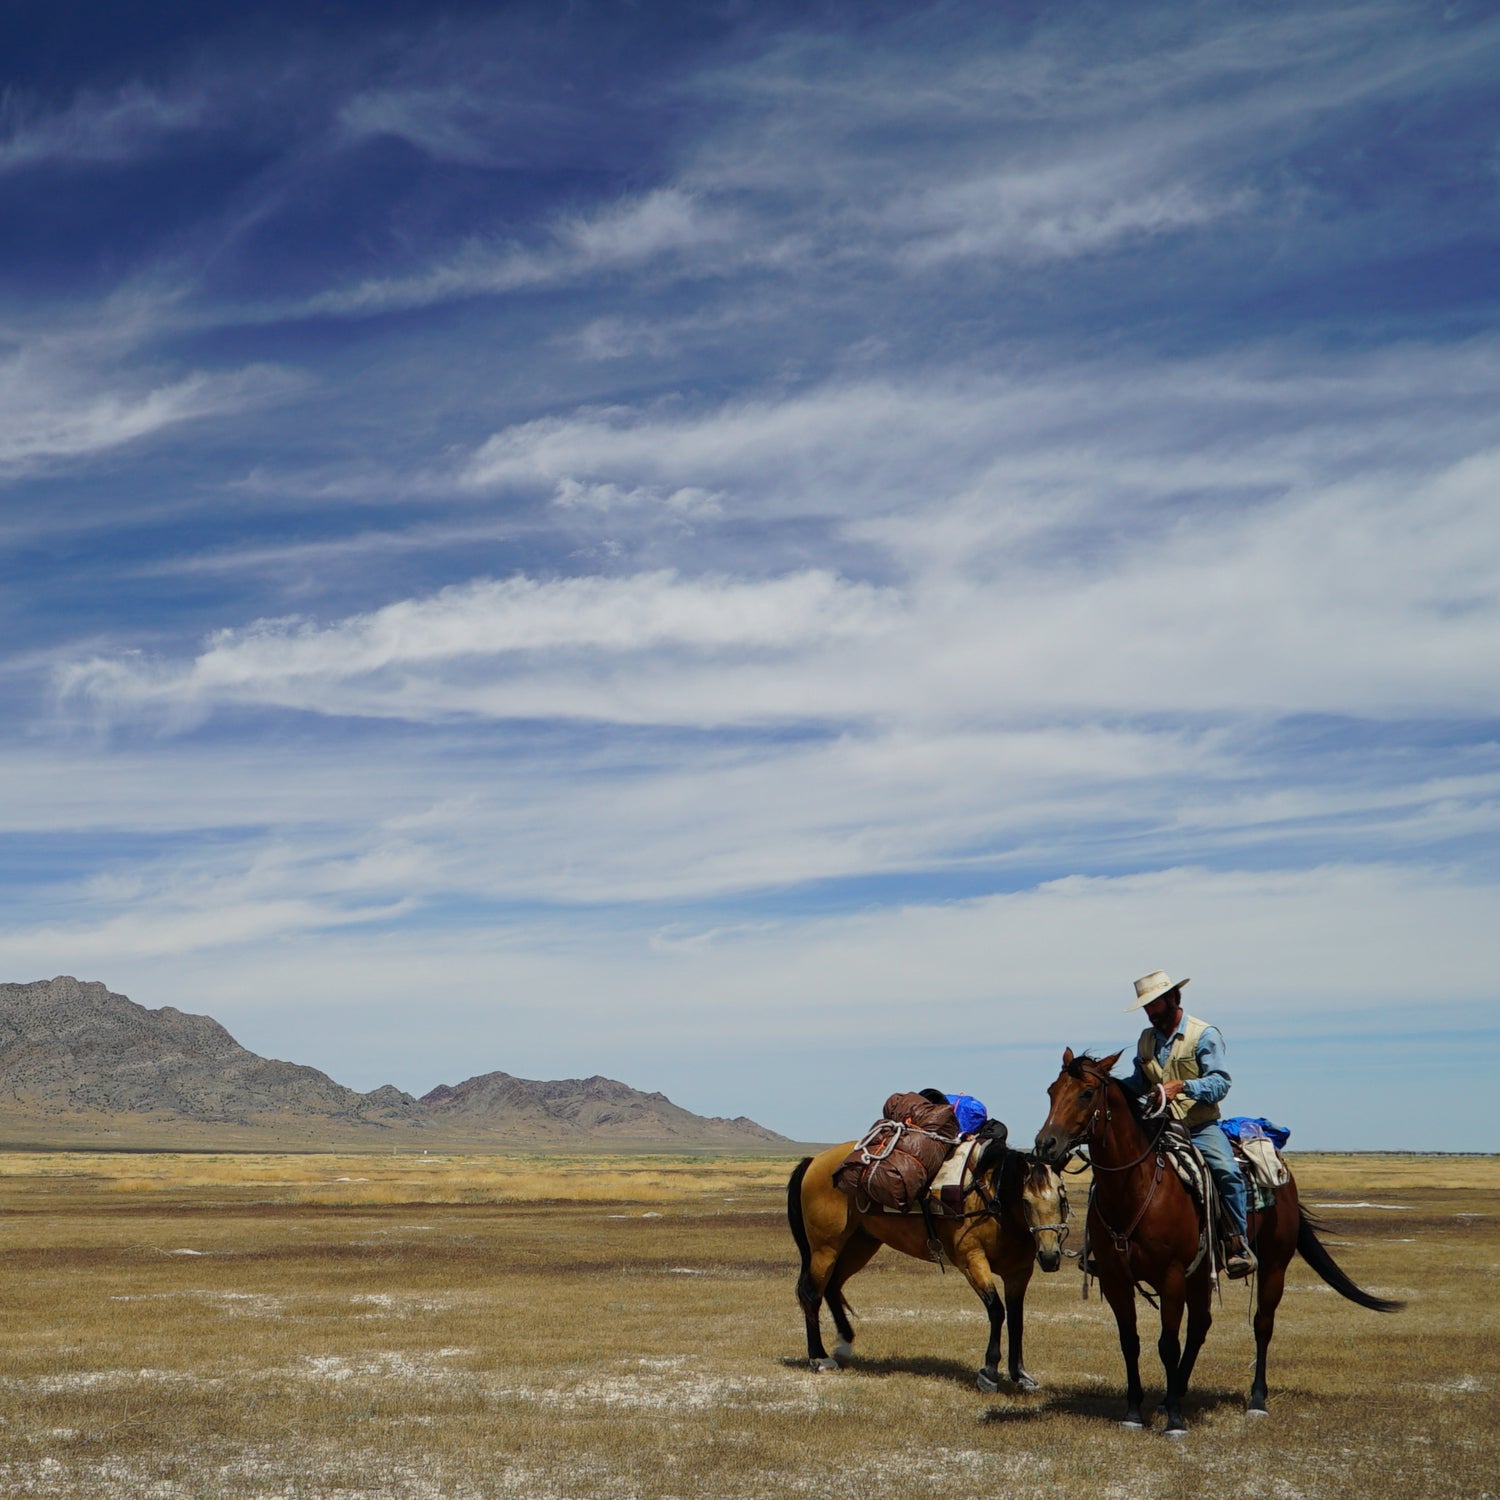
[1224,1241,1257,1280]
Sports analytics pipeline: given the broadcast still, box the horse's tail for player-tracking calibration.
[1295,1206,1403,1312]
[787,1157,818,1311]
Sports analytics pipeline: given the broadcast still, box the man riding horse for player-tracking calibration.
[1118,969,1256,1279]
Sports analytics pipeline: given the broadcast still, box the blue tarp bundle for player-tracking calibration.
[1219,1115,1291,1149]
[946,1093,989,1134]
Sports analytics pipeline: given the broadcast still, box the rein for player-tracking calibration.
[1069,1073,1172,1296]
[1076,1075,1170,1173]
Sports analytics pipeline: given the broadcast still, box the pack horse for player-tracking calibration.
[787,1131,1069,1393]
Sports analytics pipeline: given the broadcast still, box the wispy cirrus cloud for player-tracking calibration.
[181,1,1500,328]
[0,82,211,171]
[0,335,297,479]
[59,569,899,723]
[338,84,502,166]
[687,2,1500,271]
[301,189,741,316]
[6,0,1499,1146]
[55,335,1500,731]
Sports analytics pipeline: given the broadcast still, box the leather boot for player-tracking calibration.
[1225,1236,1257,1279]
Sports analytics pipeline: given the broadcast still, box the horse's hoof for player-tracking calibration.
[1164,1427,1189,1441]
[833,1339,854,1364]
[809,1357,840,1373]
[1120,1418,1146,1431]
[1245,1406,1269,1420]
[1013,1372,1040,1393]
[976,1369,1001,1394]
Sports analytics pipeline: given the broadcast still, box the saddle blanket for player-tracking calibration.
[929,1138,986,1217]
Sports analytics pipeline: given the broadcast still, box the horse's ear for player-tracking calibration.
[1100,1048,1124,1072]
[1062,1047,1075,1066]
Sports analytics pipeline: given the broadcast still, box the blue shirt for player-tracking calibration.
[1121,1019,1231,1105]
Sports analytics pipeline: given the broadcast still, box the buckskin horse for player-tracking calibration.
[1035,1049,1401,1435]
[787,1137,1069,1392]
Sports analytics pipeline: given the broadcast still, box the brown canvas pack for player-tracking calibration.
[831,1092,961,1214]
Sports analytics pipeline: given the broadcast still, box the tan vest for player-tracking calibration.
[1137,1013,1221,1129]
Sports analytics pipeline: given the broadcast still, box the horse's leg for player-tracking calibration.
[1172,1267,1213,1415]
[1099,1271,1146,1429]
[1001,1264,1040,1392]
[955,1244,1007,1393]
[1248,1255,1288,1415]
[1157,1266,1190,1438]
[798,1241,848,1370]
[824,1229,880,1365]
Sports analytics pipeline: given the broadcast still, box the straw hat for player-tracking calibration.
[1126,969,1190,1012]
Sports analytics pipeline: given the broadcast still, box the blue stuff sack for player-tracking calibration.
[946,1093,989,1135]
[1219,1115,1290,1149]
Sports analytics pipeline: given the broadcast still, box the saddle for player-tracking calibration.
[1081,1114,1292,1295]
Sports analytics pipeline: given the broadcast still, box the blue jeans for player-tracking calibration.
[1191,1121,1249,1240]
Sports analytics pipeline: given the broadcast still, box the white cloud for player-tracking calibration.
[7,859,1493,1140]
[216,3,1500,326]
[0,897,411,965]
[59,570,898,722]
[6,0,1499,1153]
[54,340,1500,732]
[303,189,739,316]
[0,311,298,479]
[887,169,1252,268]
[0,82,206,171]
[4,701,1493,927]
[338,85,496,165]
[0,364,288,479]
[683,2,1500,275]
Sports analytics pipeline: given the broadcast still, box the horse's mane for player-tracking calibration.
[1063,1051,1153,1125]
[1063,1050,1112,1080]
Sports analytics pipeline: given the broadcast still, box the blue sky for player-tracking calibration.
[3,0,1498,1148]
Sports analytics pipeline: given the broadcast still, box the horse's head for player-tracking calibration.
[1033,1047,1123,1166]
[1017,1157,1070,1272]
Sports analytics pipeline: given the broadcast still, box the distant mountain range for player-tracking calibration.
[0,976,786,1148]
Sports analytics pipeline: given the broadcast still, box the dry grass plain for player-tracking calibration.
[0,1149,1493,1500]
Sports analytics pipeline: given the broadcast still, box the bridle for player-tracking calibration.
[968,1154,1073,1254]
[1061,1066,1169,1174]
[1054,1066,1173,1289]
[1024,1175,1072,1252]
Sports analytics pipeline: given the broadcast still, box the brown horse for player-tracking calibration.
[1035,1049,1400,1435]
[787,1139,1069,1392]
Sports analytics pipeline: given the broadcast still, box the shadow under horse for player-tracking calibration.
[1035,1049,1401,1436]
[787,1137,1069,1393]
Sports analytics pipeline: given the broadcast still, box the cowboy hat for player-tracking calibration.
[1125,969,1190,1012]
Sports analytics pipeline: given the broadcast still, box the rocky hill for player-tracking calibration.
[0,976,424,1126]
[421,1071,785,1144]
[0,977,785,1146]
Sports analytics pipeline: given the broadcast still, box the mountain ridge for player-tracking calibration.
[418,1069,782,1141]
[0,977,786,1147]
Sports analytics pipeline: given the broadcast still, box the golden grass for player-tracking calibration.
[0,1150,798,1206]
[0,1150,1493,1498]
